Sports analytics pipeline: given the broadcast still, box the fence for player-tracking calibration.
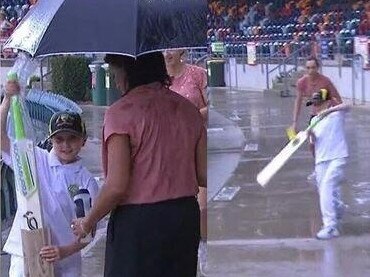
[188,48,208,66]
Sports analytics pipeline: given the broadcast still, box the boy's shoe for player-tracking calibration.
[316,226,340,240]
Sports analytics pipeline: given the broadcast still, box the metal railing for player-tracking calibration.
[188,47,208,66]
[265,42,313,95]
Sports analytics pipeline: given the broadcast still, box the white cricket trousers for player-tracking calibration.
[9,255,24,277]
[315,158,347,228]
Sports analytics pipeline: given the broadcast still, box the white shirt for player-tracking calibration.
[312,110,349,164]
[2,147,99,277]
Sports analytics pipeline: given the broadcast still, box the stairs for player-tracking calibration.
[264,70,304,97]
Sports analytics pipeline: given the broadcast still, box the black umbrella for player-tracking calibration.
[4,0,207,57]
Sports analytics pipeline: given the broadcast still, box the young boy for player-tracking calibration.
[1,81,99,276]
[307,89,350,240]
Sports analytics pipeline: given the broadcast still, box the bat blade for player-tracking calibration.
[8,68,54,276]
[257,131,308,187]
[12,139,37,197]
[256,111,326,187]
[10,94,44,229]
[11,139,44,230]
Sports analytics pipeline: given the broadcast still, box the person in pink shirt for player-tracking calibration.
[164,49,208,120]
[291,56,342,180]
[292,56,343,132]
[72,52,206,277]
[163,49,208,274]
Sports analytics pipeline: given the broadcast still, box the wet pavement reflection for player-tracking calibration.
[208,236,370,276]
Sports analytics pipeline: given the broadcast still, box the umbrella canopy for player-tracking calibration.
[4,0,207,57]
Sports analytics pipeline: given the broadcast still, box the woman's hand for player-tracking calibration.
[40,245,67,263]
[71,217,92,242]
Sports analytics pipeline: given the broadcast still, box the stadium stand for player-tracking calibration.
[1,0,35,59]
[208,0,370,58]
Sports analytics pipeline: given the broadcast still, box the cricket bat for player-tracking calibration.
[256,115,323,187]
[8,72,54,277]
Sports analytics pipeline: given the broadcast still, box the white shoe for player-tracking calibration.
[198,240,208,276]
[316,226,340,240]
[307,171,316,181]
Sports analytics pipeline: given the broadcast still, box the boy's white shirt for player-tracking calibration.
[1,147,99,275]
[312,110,349,164]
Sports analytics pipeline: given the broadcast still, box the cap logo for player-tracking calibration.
[55,114,74,128]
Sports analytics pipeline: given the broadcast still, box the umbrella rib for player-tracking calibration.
[133,0,139,57]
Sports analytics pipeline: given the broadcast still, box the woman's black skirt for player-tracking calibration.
[104,196,200,277]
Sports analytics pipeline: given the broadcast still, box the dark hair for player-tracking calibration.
[104,52,171,91]
[306,56,321,67]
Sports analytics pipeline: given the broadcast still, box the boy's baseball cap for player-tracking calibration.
[48,111,86,138]
[306,88,330,106]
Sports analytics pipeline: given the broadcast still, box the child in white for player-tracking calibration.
[307,90,350,240]
[1,80,99,276]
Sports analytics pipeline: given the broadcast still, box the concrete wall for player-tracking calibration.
[322,66,370,103]
[224,61,295,91]
[224,62,370,103]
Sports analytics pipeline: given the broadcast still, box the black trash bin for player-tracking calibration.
[207,59,226,87]
[89,62,107,106]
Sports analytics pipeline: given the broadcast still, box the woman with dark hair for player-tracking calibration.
[72,52,206,277]
[163,48,208,274]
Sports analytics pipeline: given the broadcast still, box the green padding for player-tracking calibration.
[11,97,26,140]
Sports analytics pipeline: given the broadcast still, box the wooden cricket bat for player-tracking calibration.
[8,72,54,277]
[256,115,323,187]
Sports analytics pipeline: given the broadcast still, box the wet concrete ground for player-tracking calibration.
[208,110,245,201]
[207,88,370,276]
[208,236,370,277]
